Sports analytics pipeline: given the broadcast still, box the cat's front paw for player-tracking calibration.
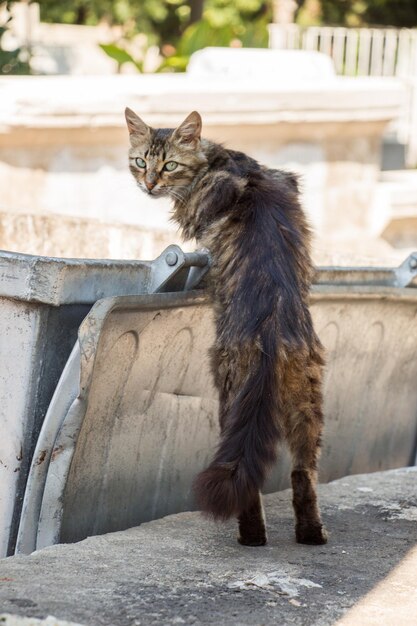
[295,523,328,545]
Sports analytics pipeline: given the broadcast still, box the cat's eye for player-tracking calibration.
[164,161,178,171]
[135,157,146,169]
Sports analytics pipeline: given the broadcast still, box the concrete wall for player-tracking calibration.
[0,73,405,260]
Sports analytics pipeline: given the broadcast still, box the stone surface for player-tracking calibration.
[0,468,416,625]
[0,73,405,260]
[0,616,84,626]
[377,171,417,249]
[0,211,186,261]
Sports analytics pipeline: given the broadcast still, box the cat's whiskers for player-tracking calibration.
[168,187,188,206]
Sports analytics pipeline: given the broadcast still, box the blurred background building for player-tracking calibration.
[0,0,416,264]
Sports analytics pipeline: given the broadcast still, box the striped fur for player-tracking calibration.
[126,109,328,546]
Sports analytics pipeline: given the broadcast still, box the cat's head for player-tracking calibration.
[125,108,207,200]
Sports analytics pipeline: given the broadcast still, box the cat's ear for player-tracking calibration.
[125,107,150,140]
[173,111,202,146]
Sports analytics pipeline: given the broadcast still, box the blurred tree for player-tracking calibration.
[0,3,30,74]
[38,0,417,32]
[166,0,271,69]
[40,0,271,72]
[362,0,417,28]
[151,0,271,71]
[39,0,271,47]
[189,0,205,24]
[39,0,190,44]
[37,0,417,74]
[295,0,417,27]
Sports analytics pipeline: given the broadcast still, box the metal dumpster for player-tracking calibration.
[0,246,209,557]
[15,252,417,555]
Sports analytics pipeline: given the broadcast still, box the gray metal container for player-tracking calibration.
[0,246,209,557]
[15,252,417,555]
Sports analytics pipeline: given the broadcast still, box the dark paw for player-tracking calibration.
[296,523,328,545]
[238,533,267,547]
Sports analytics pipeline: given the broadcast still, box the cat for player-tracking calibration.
[125,107,327,547]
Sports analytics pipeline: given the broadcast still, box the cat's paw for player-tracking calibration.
[295,523,328,545]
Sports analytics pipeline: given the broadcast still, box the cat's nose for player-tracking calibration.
[145,180,156,191]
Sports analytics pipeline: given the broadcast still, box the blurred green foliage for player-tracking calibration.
[160,0,270,71]
[40,0,270,71]
[39,0,189,44]
[38,0,417,33]
[0,6,30,75]
[1,0,414,75]
[39,0,270,43]
[296,0,417,28]
[98,42,144,72]
[8,0,417,75]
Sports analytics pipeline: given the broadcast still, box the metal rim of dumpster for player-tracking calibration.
[2,244,212,557]
[15,260,417,554]
[0,244,211,304]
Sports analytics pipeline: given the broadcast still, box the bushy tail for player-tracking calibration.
[193,172,312,520]
[193,326,281,520]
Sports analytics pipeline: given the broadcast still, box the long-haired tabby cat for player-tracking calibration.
[125,107,327,547]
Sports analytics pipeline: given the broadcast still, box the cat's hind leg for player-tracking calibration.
[286,360,328,545]
[238,491,267,546]
[291,466,327,545]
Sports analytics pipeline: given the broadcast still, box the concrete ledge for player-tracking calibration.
[0,73,405,248]
[0,75,404,131]
[0,468,416,625]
